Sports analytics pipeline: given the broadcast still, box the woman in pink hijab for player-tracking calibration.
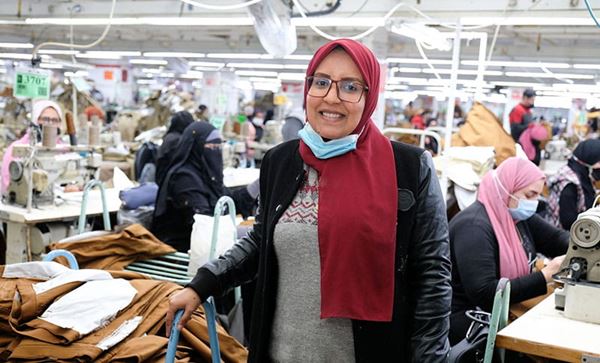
[519,122,548,165]
[448,157,568,345]
[1,100,63,195]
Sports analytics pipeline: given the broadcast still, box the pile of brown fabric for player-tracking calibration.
[0,263,247,362]
[452,101,516,166]
[49,224,176,270]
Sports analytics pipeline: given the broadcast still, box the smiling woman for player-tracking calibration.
[167,38,452,363]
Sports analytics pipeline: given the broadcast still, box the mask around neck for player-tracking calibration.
[298,122,359,159]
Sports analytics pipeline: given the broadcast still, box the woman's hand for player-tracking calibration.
[165,287,202,337]
[541,255,566,282]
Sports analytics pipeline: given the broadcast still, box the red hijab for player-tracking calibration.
[299,39,397,321]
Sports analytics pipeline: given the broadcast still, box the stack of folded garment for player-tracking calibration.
[0,261,247,362]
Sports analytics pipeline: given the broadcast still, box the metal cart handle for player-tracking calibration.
[78,179,111,234]
[43,249,79,270]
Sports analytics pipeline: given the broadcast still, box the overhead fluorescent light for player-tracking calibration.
[422,68,503,76]
[284,55,313,61]
[40,63,63,69]
[386,57,452,65]
[0,42,34,49]
[130,59,168,65]
[141,68,163,74]
[227,62,285,69]
[283,64,308,70]
[85,51,141,57]
[291,17,384,27]
[38,49,79,55]
[460,16,595,26]
[158,72,175,78]
[277,73,305,81]
[0,68,7,74]
[25,17,254,26]
[398,67,423,73]
[461,60,570,69]
[208,53,272,60]
[76,53,121,60]
[188,61,225,67]
[505,71,594,80]
[0,53,35,60]
[573,64,600,70]
[193,66,223,72]
[235,70,278,77]
[491,81,551,88]
[144,52,205,58]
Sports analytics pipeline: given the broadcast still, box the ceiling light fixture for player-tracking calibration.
[25,17,254,26]
[130,59,168,65]
[188,61,225,67]
[0,42,34,48]
[208,53,272,60]
[235,70,278,77]
[505,71,593,80]
[461,60,570,69]
[227,62,285,69]
[144,52,205,58]
[386,57,452,65]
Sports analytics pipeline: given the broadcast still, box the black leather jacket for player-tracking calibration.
[189,140,451,362]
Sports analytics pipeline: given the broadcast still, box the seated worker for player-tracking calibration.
[151,122,258,252]
[1,100,63,196]
[449,157,569,345]
[546,139,600,230]
[518,123,548,166]
[155,111,195,186]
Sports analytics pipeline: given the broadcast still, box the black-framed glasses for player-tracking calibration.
[38,116,61,125]
[306,76,368,103]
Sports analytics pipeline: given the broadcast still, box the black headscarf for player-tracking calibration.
[569,139,600,207]
[154,121,224,218]
[155,111,195,185]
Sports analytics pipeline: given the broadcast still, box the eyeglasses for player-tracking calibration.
[306,76,368,103]
[38,116,61,125]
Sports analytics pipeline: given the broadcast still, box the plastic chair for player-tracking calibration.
[484,278,511,363]
[448,278,511,363]
[78,180,111,234]
[165,196,241,363]
[42,249,79,270]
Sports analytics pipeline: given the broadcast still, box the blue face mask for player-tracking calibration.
[492,171,539,221]
[508,198,538,221]
[298,122,359,159]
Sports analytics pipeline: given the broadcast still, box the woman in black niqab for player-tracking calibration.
[155,111,195,186]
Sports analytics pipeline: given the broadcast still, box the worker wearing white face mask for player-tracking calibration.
[448,157,569,345]
[546,139,600,230]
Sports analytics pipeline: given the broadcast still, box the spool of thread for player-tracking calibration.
[42,124,58,148]
[65,112,77,146]
[89,124,100,146]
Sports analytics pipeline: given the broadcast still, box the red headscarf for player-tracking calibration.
[477,157,545,279]
[299,39,397,321]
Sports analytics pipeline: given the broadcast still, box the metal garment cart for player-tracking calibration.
[141,196,241,363]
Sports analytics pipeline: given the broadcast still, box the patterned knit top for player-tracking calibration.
[269,165,355,362]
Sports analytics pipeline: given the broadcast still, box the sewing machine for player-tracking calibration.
[6,144,102,208]
[554,206,600,324]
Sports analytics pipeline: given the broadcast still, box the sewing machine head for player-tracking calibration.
[559,207,600,283]
[555,206,600,322]
[6,144,99,207]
